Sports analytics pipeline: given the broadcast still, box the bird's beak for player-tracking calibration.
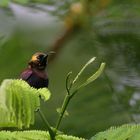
[43,51,55,63]
[44,51,55,60]
[43,54,49,61]
[48,51,56,55]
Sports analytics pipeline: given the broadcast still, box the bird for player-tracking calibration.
[20,52,50,89]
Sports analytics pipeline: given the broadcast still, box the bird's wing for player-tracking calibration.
[20,69,33,81]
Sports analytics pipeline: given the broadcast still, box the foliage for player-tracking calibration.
[55,57,105,131]
[0,130,85,140]
[0,0,140,138]
[0,0,76,7]
[67,57,105,92]
[0,79,50,129]
[0,58,105,140]
[90,124,140,140]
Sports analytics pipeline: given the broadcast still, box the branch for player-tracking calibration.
[47,26,74,62]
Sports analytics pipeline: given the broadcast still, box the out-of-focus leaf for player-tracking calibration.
[12,0,29,4]
[31,0,48,2]
[0,0,9,7]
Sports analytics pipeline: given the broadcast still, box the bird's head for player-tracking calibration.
[28,52,50,70]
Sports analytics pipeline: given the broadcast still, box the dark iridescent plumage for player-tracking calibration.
[20,68,49,88]
[20,52,49,89]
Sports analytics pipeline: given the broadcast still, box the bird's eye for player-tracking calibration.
[37,55,44,60]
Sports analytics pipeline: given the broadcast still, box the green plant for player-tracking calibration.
[0,57,105,140]
[90,124,140,140]
[0,130,84,140]
[55,57,105,131]
[0,79,50,128]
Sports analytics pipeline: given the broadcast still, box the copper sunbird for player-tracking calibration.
[20,52,53,89]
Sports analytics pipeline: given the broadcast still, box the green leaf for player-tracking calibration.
[90,124,140,140]
[72,57,96,85]
[0,130,85,140]
[79,62,105,89]
[12,0,29,4]
[0,0,9,7]
[31,0,48,2]
[0,79,51,129]
[38,88,51,101]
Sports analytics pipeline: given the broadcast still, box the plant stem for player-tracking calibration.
[39,110,55,140]
[55,94,72,130]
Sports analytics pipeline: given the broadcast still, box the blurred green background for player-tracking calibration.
[0,0,140,139]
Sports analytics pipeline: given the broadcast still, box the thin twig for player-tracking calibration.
[66,71,72,94]
[55,94,72,130]
[38,110,55,140]
[47,27,74,62]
